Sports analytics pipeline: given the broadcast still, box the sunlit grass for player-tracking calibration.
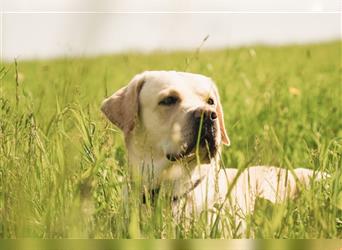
[0,41,341,238]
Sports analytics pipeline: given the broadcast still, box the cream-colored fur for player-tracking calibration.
[101,71,327,230]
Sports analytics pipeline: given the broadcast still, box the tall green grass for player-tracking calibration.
[0,41,341,238]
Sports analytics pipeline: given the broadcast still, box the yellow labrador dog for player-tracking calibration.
[101,71,326,227]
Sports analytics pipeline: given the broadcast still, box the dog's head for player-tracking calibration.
[101,71,229,166]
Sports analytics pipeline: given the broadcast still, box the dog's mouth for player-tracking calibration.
[166,122,218,162]
[166,142,196,162]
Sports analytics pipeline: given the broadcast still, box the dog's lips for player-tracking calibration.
[166,137,217,162]
[166,152,196,162]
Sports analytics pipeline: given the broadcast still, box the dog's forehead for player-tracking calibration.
[141,71,214,97]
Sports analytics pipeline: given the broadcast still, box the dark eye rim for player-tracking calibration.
[207,97,215,105]
[159,96,179,106]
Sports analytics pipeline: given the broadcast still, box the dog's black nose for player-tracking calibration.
[210,111,217,120]
[193,108,217,122]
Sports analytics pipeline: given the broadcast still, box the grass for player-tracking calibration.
[0,41,341,238]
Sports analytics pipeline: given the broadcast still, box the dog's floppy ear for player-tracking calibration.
[213,84,230,146]
[101,73,145,135]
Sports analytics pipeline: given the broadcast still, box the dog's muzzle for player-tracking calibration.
[166,108,218,162]
[193,108,218,156]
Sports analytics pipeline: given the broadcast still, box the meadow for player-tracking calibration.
[0,41,341,238]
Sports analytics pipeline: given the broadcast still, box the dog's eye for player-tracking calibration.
[159,96,179,106]
[207,97,215,105]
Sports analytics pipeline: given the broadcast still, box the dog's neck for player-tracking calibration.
[126,131,170,188]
